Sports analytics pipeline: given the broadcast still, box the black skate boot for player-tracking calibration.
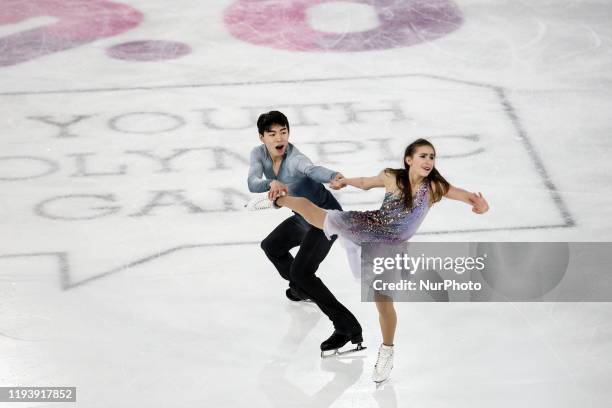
[320,330,366,358]
[286,287,310,302]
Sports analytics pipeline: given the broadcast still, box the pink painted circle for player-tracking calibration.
[224,0,463,52]
[0,0,143,67]
[106,40,191,61]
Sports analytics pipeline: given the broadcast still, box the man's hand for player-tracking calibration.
[268,180,288,200]
[329,173,347,190]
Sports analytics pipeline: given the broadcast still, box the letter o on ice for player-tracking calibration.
[109,112,185,134]
[224,0,463,52]
[0,156,59,180]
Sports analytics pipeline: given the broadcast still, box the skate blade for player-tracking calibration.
[320,343,367,359]
[374,378,391,388]
[287,297,315,305]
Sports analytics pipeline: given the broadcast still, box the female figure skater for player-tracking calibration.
[271,138,490,383]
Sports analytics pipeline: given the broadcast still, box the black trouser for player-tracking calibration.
[261,214,362,335]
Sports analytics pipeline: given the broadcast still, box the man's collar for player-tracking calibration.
[263,142,293,160]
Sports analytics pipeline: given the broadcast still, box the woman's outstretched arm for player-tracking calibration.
[445,185,489,214]
[331,170,386,190]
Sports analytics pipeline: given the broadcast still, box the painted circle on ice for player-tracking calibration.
[106,40,191,61]
[0,0,143,67]
[224,0,463,52]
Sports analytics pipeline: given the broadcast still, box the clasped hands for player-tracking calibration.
[329,173,347,190]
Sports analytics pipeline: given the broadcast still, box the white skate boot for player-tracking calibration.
[372,344,394,383]
[244,195,274,211]
[244,192,286,211]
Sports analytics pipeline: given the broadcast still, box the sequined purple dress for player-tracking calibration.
[323,182,430,278]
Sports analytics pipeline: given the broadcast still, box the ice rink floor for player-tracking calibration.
[1,0,612,407]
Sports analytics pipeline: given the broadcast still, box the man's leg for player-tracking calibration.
[260,215,307,282]
[289,226,361,335]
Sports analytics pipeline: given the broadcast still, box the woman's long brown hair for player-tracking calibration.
[385,139,450,209]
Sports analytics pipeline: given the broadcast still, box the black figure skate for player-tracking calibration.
[285,287,311,302]
[320,330,366,358]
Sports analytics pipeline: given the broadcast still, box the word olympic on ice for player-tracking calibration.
[371,253,487,275]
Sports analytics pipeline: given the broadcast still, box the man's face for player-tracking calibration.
[259,123,289,159]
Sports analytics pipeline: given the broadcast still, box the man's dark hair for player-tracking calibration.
[257,111,290,135]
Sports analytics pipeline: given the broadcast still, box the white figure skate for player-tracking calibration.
[244,192,285,211]
[372,344,394,383]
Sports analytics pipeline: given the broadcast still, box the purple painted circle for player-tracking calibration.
[106,40,191,61]
[224,0,463,52]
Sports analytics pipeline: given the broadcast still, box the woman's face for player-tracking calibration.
[406,145,436,178]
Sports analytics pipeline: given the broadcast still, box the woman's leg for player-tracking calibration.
[374,293,397,346]
[276,196,327,230]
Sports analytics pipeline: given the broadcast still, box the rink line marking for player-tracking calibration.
[496,88,574,227]
[0,73,497,96]
[0,252,70,289]
[0,223,570,291]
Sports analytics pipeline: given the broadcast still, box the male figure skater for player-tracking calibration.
[247,111,363,355]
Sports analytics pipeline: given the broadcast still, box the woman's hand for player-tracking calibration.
[268,180,288,200]
[469,192,489,214]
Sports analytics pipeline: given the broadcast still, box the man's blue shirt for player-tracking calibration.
[247,143,342,210]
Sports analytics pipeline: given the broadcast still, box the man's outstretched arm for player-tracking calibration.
[294,152,340,184]
[247,148,271,193]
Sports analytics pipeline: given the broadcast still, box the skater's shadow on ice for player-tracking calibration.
[259,303,398,408]
[259,304,365,408]
[259,355,364,408]
[278,303,321,354]
[373,381,398,408]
